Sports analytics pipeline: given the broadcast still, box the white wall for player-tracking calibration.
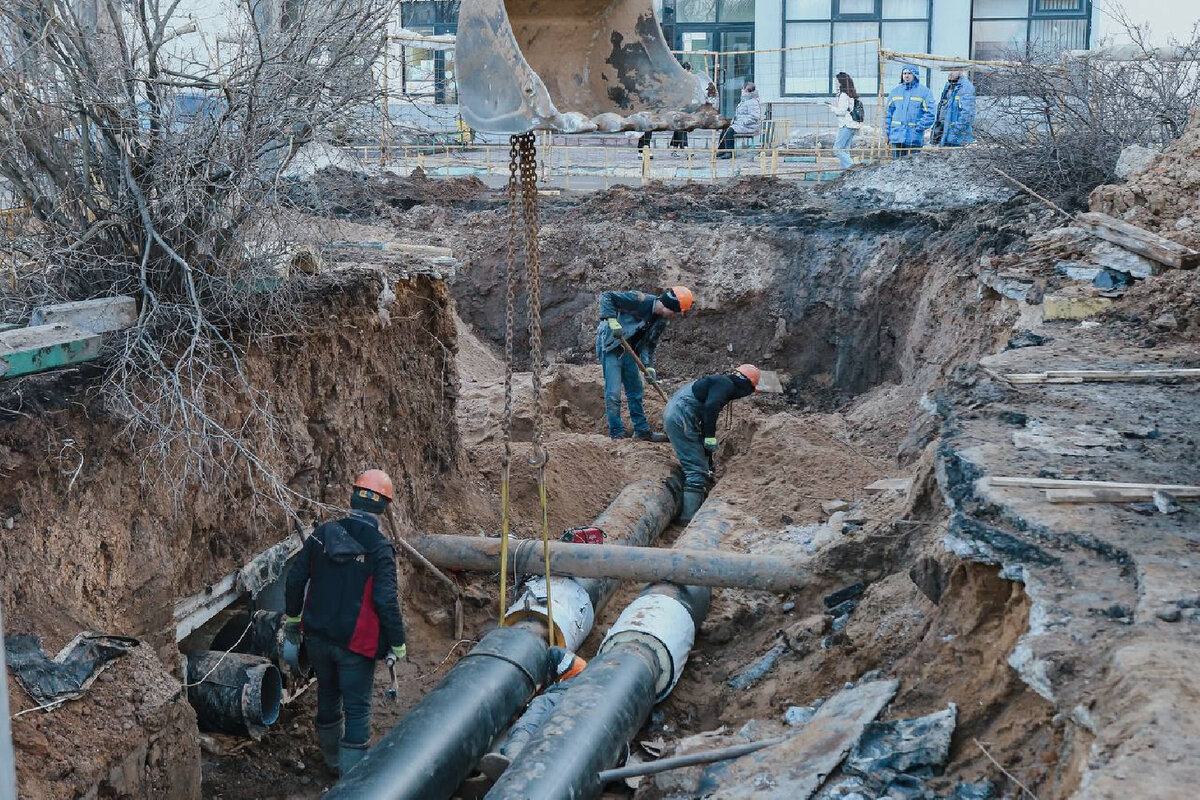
[754,0,785,103]
[1092,1,1200,47]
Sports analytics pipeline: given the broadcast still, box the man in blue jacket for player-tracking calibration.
[933,69,976,147]
[284,469,406,777]
[885,64,935,156]
[596,285,694,441]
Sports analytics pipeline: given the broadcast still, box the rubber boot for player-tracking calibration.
[339,741,369,778]
[315,719,342,774]
[680,488,706,524]
[478,751,512,781]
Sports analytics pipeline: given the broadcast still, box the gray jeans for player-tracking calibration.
[494,681,572,759]
[663,383,710,491]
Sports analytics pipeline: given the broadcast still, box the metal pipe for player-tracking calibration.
[186,651,282,738]
[326,468,683,800]
[412,533,808,592]
[484,499,737,800]
[597,735,787,783]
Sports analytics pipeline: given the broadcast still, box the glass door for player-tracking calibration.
[718,28,754,118]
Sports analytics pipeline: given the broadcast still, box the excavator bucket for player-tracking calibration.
[456,0,726,134]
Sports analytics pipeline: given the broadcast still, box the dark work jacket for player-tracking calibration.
[690,374,755,438]
[285,511,405,659]
[595,290,669,368]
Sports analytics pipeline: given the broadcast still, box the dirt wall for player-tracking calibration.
[1,268,460,798]
[446,180,1024,407]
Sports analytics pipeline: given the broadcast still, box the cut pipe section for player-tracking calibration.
[485,498,736,800]
[413,533,807,592]
[186,651,282,738]
[325,467,683,800]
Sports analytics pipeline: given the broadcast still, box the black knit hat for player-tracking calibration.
[350,488,387,514]
[659,290,682,313]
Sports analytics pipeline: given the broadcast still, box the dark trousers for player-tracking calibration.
[638,132,653,151]
[717,127,736,152]
[307,634,376,747]
[670,130,688,149]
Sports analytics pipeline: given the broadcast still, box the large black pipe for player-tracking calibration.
[484,499,735,800]
[328,623,549,799]
[325,467,683,800]
[485,643,661,799]
[186,651,282,738]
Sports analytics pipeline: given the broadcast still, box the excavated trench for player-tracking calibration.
[2,171,1081,799]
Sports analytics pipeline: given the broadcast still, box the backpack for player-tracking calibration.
[850,96,865,123]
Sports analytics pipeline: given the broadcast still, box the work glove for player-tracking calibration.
[703,437,718,453]
[386,644,407,667]
[607,318,623,337]
[281,615,303,675]
[645,367,657,382]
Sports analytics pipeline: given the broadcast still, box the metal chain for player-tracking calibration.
[517,132,557,647]
[497,135,521,627]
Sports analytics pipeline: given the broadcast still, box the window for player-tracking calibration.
[675,0,753,22]
[782,0,930,96]
[971,0,1091,63]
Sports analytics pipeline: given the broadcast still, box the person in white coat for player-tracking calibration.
[716,82,762,158]
[828,71,862,169]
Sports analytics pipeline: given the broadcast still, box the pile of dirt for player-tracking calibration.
[283,167,488,219]
[1089,109,1200,250]
[822,148,1017,211]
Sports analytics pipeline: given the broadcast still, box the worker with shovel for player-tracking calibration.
[596,286,694,441]
[283,469,407,778]
[664,365,759,522]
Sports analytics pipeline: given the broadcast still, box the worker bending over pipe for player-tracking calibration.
[664,365,760,522]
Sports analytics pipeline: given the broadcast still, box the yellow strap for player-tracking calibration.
[538,466,556,646]
[498,467,510,626]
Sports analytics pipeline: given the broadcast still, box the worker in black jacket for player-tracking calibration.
[283,469,406,777]
[663,365,760,522]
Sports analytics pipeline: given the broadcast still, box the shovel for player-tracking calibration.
[617,336,668,403]
[385,505,465,640]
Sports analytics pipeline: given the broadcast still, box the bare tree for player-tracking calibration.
[0,0,396,516]
[976,13,1200,207]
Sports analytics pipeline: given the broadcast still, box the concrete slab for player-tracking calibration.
[710,679,899,799]
[0,324,102,378]
[864,477,914,494]
[29,295,136,334]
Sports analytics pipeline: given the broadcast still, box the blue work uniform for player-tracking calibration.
[885,63,935,152]
[935,76,976,146]
[595,290,668,437]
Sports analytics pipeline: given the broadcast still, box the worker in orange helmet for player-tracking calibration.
[284,469,407,777]
[596,285,695,441]
[478,645,589,781]
[663,365,759,522]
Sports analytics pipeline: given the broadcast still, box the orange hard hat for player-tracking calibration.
[670,285,694,314]
[353,469,394,503]
[735,364,760,390]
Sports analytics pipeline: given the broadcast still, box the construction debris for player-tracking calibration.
[844,704,958,791]
[5,632,138,706]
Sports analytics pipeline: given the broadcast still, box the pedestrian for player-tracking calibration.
[933,69,976,147]
[663,365,759,522]
[716,82,761,158]
[477,646,587,780]
[670,63,717,152]
[597,286,694,441]
[638,128,653,154]
[828,71,862,169]
[283,469,407,777]
[884,64,934,157]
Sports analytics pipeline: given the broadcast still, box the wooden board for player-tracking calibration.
[1046,487,1200,503]
[710,679,899,799]
[1006,368,1200,385]
[989,477,1200,493]
[0,324,102,378]
[1076,212,1200,270]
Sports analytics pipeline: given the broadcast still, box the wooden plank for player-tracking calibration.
[711,679,899,799]
[989,477,1200,493]
[1006,368,1200,384]
[1076,212,1200,269]
[0,324,102,378]
[30,295,137,334]
[1046,487,1200,503]
[864,477,914,494]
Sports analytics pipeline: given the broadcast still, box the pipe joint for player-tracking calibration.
[599,592,696,700]
[505,576,595,651]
